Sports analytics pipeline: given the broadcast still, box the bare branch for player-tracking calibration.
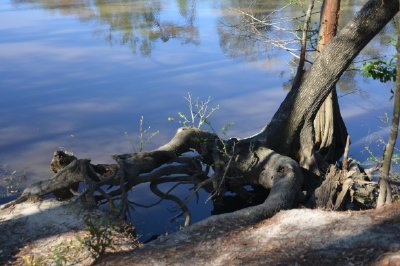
[292,0,315,90]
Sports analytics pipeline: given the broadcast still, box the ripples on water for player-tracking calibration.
[0,0,396,239]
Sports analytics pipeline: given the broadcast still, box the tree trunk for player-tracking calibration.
[3,0,399,231]
[257,0,399,171]
[314,0,348,164]
[377,31,400,208]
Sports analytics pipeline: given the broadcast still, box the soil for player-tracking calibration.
[0,198,140,265]
[1,198,400,265]
[100,204,400,266]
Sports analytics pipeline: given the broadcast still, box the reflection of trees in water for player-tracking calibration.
[11,0,96,21]
[93,0,199,56]
[12,0,199,56]
[217,0,307,61]
[217,0,396,95]
[218,1,283,60]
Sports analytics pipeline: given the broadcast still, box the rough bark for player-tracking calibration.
[257,0,398,169]
[313,0,348,164]
[3,127,304,228]
[2,0,398,238]
[377,32,400,208]
[314,164,353,210]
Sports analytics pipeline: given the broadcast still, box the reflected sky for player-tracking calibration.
[0,0,396,182]
[0,0,293,180]
[0,0,397,238]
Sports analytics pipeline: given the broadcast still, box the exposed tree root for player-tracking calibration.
[2,127,304,230]
[2,0,398,240]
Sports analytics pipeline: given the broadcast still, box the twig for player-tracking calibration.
[342,135,351,173]
[292,0,315,90]
[206,143,236,203]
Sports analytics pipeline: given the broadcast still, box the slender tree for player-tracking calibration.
[3,0,399,228]
[377,30,400,208]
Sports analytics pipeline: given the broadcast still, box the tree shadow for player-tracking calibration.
[99,204,400,265]
[0,200,88,264]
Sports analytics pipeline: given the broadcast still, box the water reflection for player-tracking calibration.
[217,0,396,93]
[217,0,296,61]
[1,0,397,241]
[12,0,199,55]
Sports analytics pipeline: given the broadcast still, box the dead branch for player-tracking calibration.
[4,127,304,230]
[292,0,315,90]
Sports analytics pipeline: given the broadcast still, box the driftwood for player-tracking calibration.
[2,0,398,241]
[1,126,382,229]
[2,127,304,227]
[313,158,380,210]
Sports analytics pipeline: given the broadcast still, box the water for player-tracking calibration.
[0,0,396,240]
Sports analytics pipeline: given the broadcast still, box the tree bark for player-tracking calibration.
[377,31,400,208]
[3,127,304,227]
[257,0,399,171]
[3,0,399,230]
[313,0,348,164]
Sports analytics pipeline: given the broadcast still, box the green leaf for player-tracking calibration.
[360,59,396,83]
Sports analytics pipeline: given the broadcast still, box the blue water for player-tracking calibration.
[0,0,396,239]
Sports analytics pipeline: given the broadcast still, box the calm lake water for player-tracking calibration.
[0,0,396,239]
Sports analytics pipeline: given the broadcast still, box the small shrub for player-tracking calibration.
[77,215,116,258]
[22,255,45,266]
[168,92,219,129]
[124,115,159,152]
[50,239,84,266]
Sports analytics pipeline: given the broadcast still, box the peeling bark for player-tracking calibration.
[313,0,348,164]
[259,0,398,165]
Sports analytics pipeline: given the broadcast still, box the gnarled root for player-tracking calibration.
[3,127,304,231]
